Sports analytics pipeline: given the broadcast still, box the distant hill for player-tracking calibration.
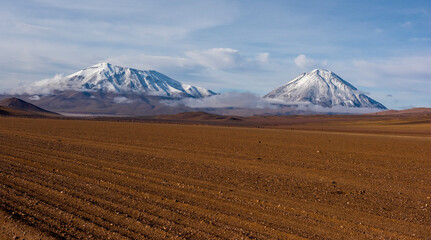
[0,97,60,117]
[0,106,38,116]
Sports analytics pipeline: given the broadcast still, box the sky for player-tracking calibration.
[1,0,430,109]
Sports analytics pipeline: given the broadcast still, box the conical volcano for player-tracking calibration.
[264,69,386,109]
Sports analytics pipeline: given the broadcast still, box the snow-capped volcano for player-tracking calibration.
[264,69,386,109]
[17,62,216,98]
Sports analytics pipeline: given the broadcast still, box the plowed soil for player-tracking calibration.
[0,117,430,239]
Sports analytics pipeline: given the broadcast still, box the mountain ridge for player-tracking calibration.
[14,63,216,98]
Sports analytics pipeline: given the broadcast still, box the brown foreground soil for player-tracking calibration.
[0,117,430,239]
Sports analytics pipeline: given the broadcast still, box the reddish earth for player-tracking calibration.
[0,116,430,239]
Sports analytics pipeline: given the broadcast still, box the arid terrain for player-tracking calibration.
[0,116,430,239]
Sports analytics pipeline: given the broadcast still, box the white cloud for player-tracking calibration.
[10,74,70,95]
[256,52,270,64]
[294,55,313,68]
[294,54,326,69]
[28,95,40,100]
[113,97,134,104]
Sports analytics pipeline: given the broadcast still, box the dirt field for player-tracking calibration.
[0,117,430,239]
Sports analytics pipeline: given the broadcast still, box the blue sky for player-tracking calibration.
[1,0,430,109]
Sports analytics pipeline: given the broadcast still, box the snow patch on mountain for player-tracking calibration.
[12,62,216,98]
[264,69,386,109]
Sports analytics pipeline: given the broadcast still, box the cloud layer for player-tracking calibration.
[163,92,276,109]
[10,74,70,95]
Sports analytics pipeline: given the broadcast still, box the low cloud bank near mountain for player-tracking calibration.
[162,92,382,114]
[163,92,277,109]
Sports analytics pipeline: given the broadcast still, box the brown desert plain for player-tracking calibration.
[0,113,430,239]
